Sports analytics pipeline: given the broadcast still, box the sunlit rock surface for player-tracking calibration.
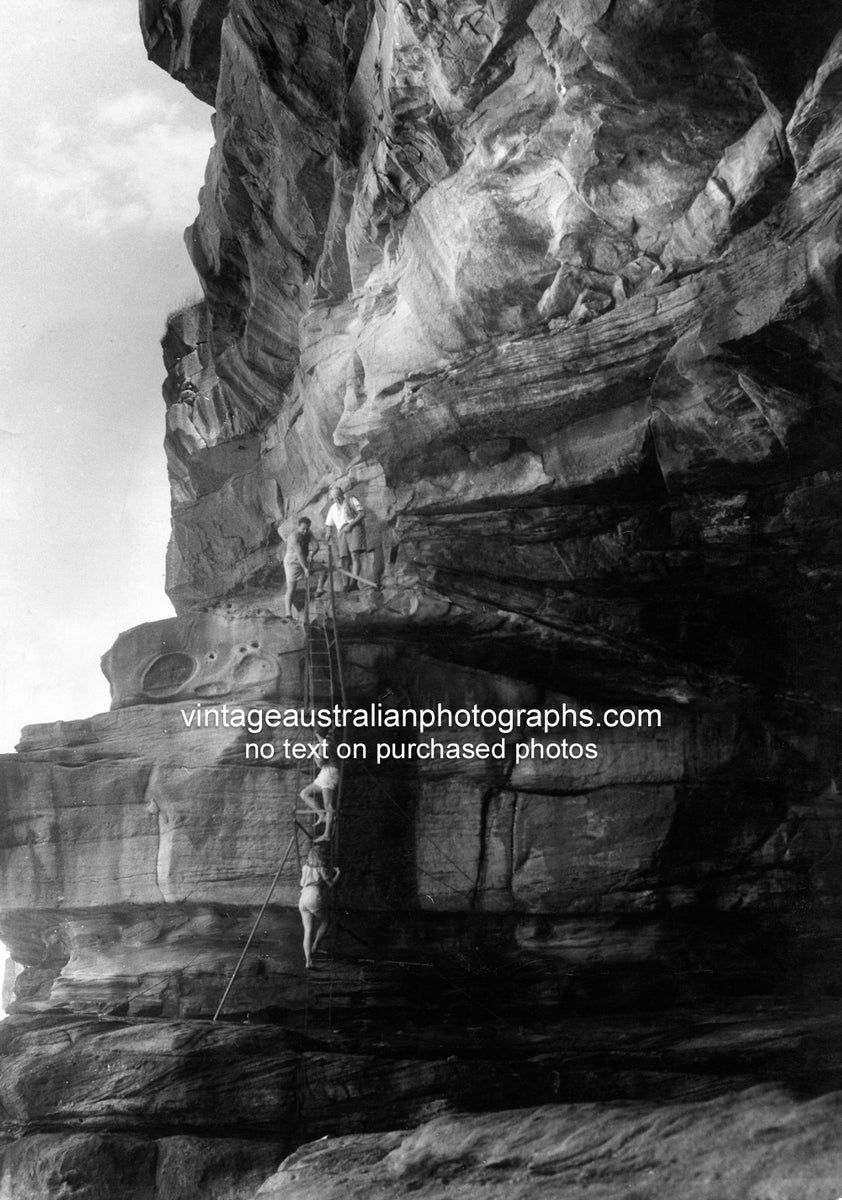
[1,2,842,1197]
[258,1087,842,1200]
[102,611,306,707]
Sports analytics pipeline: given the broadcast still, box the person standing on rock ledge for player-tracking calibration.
[324,484,366,592]
[298,846,340,969]
[282,516,325,619]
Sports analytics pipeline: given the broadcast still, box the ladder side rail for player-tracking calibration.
[326,544,348,709]
[295,576,318,869]
[325,544,345,863]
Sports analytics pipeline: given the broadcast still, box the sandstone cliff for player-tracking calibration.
[1,2,841,1197]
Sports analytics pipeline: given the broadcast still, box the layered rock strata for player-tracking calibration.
[1,2,842,1197]
[257,1086,842,1200]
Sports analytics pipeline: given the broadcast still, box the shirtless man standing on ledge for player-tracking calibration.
[282,516,325,619]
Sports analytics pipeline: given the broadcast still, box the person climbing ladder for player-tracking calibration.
[298,846,340,969]
[299,733,340,842]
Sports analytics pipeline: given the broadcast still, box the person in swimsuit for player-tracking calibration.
[299,735,340,842]
[298,846,340,968]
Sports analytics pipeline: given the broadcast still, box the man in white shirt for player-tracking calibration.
[324,485,366,591]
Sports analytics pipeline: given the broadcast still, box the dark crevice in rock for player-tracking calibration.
[708,0,842,105]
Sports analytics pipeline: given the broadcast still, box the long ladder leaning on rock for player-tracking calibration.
[213,547,346,1022]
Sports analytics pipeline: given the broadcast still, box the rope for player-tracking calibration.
[212,830,297,1021]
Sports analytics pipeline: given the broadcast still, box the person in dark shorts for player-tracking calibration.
[324,485,366,591]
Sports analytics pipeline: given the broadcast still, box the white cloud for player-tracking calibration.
[7,90,212,235]
[97,89,178,127]
[0,0,115,55]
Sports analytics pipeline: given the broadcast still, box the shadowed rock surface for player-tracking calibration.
[1,1,842,1197]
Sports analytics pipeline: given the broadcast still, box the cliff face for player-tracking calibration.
[1,2,842,1197]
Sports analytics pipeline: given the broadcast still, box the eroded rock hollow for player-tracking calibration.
[2,1,842,1196]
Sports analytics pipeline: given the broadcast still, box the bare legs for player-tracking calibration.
[299,781,322,819]
[339,552,364,590]
[284,574,298,620]
[339,553,352,591]
[300,903,331,968]
[315,788,335,842]
[299,784,336,842]
[284,565,326,620]
[312,914,331,954]
[301,906,316,968]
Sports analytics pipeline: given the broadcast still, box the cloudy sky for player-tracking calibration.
[0,1,214,750]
